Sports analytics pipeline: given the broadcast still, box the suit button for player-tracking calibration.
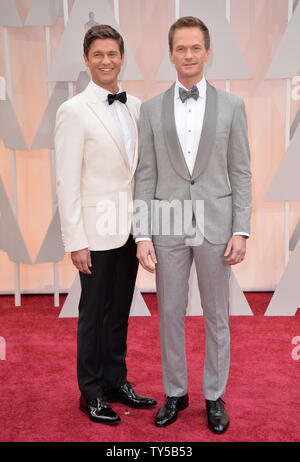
[191,180,195,185]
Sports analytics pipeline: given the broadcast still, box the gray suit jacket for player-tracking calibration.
[133,82,252,246]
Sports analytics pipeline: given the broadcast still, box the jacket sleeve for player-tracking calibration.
[54,102,89,252]
[133,103,157,240]
[227,98,252,236]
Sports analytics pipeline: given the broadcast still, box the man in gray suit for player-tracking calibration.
[134,16,252,433]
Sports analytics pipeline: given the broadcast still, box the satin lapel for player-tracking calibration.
[85,84,130,173]
[191,82,218,180]
[161,83,191,181]
[125,97,139,177]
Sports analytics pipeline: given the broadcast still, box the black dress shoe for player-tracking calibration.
[155,394,189,427]
[79,394,120,425]
[104,381,157,409]
[206,398,229,434]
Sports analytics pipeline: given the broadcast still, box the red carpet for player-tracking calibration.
[0,293,299,442]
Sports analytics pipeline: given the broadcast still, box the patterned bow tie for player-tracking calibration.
[108,91,127,105]
[179,85,199,103]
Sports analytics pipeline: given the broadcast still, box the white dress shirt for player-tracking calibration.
[174,76,207,176]
[90,80,136,170]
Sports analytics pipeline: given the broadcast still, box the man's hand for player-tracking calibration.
[224,235,247,265]
[71,248,92,274]
[137,241,157,273]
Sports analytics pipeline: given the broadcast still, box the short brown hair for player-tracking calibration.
[168,16,210,52]
[83,24,124,57]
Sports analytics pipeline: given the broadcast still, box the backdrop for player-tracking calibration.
[1,0,300,304]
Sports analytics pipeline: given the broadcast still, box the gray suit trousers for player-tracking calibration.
[155,239,231,401]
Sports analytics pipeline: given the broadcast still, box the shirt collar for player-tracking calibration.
[90,80,120,103]
[175,76,207,99]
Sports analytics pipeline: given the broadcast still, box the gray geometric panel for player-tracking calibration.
[59,276,151,318]
[0,93,28,150]
[265,2,300,78]
[58,273,81,318]
[129,287,151,316]
[35,206,65,263]
[0,177,32,264]
[290,107,300,139]
[186,263,253,316]
[0,0,22,26]
[75,71,91,94]
[0,76,5,100]
[229,272,253,315]
[265,237,300,316]
[265,124,300,201]
[156,0,251,81]
[31,82,69,149]
[289,218,300,251]
[155,54,177,82]
[24,0,63,26]
[48,0,142,82]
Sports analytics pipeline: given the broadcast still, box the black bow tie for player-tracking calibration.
[179,85,199,103]
[108,91,127,105]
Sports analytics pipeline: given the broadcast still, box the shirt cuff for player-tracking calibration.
[136,234,249,242]
[135,237,151,243]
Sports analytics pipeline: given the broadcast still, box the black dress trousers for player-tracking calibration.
[77,235,139,400]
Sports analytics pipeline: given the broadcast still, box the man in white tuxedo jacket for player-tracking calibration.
[55,25,156,425]
[134,17,252,433]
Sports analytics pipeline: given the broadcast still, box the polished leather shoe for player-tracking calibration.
[206,398,229,434]
[104,381,157,409]
[155,394,189,427]
[79,394,120,425]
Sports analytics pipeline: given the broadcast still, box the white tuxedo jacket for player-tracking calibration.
[55,82,141,252]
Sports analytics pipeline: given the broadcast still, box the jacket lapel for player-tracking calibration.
[161,81,218,181]
[161,83,191,181]
[84,83,130,173]
[191,82,218,180]
[125,96,139,177]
